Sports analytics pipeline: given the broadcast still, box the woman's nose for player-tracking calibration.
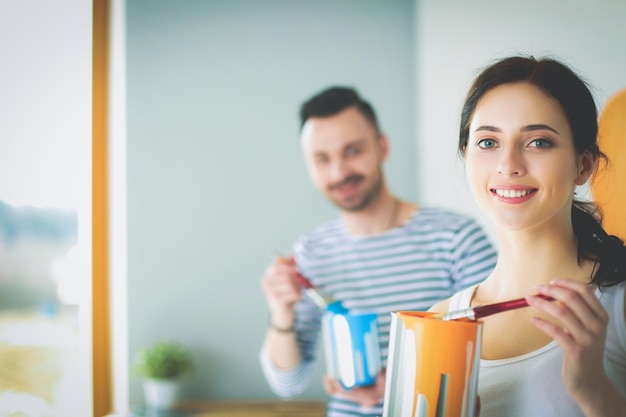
[497,147,526,177]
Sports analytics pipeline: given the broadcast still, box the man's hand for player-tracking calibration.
[261,255,303,329]
[323,369,387,407]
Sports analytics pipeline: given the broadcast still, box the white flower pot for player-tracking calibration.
[143,378,181,409]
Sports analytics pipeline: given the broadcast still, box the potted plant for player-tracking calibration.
[132,340,195,409]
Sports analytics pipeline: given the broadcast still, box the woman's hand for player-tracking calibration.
[323,369,387,408]
[527,278,625,416]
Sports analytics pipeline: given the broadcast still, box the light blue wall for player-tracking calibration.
[127,0,416,404]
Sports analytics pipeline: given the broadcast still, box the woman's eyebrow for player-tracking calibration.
[472,124,559,134]
[472,125,500,133]
[521,124,559,134]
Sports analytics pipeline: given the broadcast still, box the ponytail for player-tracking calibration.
[573,201,626,287]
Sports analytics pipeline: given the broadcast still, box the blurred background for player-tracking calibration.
[2,0,626,415]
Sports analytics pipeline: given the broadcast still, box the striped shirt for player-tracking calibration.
[260,207,497,417]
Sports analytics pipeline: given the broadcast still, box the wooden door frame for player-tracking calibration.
[93,0,112,416]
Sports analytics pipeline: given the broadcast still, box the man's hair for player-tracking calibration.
[299,86,380,132]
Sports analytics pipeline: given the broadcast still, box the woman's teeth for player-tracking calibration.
[493,189,532,198]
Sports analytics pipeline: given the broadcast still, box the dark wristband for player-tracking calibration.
[269,317,296,333]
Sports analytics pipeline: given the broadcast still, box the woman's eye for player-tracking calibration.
[529,138,553,149]
[477,138,497,149]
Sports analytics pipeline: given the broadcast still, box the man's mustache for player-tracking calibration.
[328,175,364,191]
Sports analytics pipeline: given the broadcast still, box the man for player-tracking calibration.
[259,86,497,417]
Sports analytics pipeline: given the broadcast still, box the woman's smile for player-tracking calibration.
[490,186,538,203]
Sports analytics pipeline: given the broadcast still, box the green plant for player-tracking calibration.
[132,341,195,380]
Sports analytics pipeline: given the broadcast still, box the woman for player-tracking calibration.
[430,55,626,416]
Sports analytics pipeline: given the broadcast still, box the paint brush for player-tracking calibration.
[292,271,338,309]
[275,252,340,310]
[435,294,555,321]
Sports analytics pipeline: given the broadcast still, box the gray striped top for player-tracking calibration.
[260,207,497,417]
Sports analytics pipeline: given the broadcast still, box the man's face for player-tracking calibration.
[300,107,388,211]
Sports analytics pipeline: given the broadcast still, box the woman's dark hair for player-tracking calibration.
[299,86,380,133]
[458,55,626,288]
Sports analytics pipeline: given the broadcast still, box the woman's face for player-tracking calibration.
[464,82,593,232]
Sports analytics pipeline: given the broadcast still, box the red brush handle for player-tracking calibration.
[473,294,554,319]
[276,252,313,289]
[293,272,313,289]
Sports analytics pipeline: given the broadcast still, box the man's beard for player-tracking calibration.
[327,172,383,212]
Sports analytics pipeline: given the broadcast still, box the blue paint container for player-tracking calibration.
[322,302,381,389]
